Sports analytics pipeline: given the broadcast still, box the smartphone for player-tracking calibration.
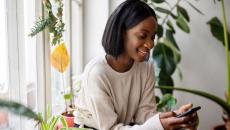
[176,106,201,118]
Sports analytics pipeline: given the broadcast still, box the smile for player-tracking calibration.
[137,50,149,56]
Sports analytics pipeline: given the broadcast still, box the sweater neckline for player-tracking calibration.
[103,55,136,76]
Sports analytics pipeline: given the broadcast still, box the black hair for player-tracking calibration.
[102,0,157,58]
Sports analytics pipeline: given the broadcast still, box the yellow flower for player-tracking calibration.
[51,42,70,73]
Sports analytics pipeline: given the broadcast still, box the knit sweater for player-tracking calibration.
[74,55,164,130]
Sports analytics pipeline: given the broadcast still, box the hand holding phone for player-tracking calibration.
[176,106,201,118]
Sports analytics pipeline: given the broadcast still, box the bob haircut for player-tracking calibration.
[102,0,157,58]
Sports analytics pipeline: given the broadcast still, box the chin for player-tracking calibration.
[134,57,145,62]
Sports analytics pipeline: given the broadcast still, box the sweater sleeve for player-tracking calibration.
[84,66,164,130]
[134,63,161,124]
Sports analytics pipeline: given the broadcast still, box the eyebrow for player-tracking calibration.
[140,29,157,35]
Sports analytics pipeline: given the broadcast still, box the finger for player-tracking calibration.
[160,111,177,118]
[168,116,192,125]
[179,103,193,113]
[171,123,190,130]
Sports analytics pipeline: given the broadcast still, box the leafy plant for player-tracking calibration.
[144,0,204,96]
[0,99,42,122]
[156,0,230,124]
[156,94,177,112]
[143,0,204,111]
[29,0,75,115]
[29,0,65,45]
[0,100,91,130]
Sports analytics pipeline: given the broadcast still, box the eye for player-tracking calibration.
[151,34,155,41]
[138,33,147,40]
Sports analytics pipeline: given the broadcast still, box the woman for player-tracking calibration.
[74,0,198,130]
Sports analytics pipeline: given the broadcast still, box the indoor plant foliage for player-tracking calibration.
[0,100,90,130]
[143,0,204,110]
[155,0,230,129]
[29,0,75,127]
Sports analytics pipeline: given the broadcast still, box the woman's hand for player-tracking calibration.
[159,104,199,130]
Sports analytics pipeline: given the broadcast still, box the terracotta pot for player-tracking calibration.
[56,112,75,130]
[63,115,75,127]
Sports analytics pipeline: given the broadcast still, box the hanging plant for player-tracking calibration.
[29,0,65,46]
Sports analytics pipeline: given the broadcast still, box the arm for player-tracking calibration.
[133,64,164,129]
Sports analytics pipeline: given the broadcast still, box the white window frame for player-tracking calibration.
[5,0,84,128]
[6,0,51,129]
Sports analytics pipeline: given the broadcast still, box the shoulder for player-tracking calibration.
[83,56,108,80]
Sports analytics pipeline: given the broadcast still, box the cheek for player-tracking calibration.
[126,40,139,53]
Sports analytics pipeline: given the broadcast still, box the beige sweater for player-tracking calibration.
[74,55,164,130]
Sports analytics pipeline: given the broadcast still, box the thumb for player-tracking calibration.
[179,103,193,113]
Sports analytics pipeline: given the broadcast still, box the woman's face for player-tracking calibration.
[123,16,157,62]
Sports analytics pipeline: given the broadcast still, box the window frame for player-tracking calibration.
[6,0,51,129]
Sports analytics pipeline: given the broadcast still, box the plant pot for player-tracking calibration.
[63,115,75,127]
[62,112,75,127]
[56,112,75,130]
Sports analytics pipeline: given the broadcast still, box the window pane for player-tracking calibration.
[23,0,38,129]
[51,0,71,115]
[0,0,10,129]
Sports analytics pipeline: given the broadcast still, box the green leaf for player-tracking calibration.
[207,17,230,50]
[60,116,68,128]
[0,99,41,121]
[166,20,175,33]
[177,5,190,22]
[155,7,171,14]
[153,42,177,75]
[176,13,190,33]
[165,30,180,51]
[156,24,163,38]
[46,105,51,121]
[163,37,181,63]
[185,0,204,15]
[157,94,177,111]
[50,115,61,130]
[156,86,230,115]
[158,72,174,94]
[177,66,183,81]
[64,93,73,100]
[155,96,160,104]
[151,0,165,3]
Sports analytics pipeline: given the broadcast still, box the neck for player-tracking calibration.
[106,54,134,73]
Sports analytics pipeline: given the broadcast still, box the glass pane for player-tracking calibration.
[0,0,10,129]
[23,0,38,129]
[50,0,71,115]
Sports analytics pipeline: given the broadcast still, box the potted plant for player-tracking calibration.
[153,0,230,129]
[29,0,75,127]
[0,99,91,130]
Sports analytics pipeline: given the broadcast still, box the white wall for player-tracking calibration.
[82,0,230,129]
[83,0,109,65]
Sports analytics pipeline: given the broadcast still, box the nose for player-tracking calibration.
[144,40,154,49]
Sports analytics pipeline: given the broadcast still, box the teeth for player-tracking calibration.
[139,50,147,54]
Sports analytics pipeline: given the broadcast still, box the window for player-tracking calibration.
[0,0,10,129]
[51,0,83,114]
[1,0,44,129]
